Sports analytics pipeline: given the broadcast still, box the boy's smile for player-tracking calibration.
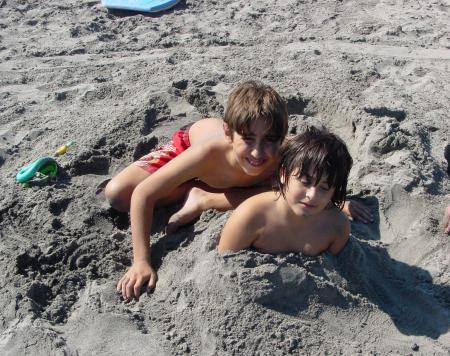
[299,201,315,208]
[246,156,266,167]
[228,120,281,176]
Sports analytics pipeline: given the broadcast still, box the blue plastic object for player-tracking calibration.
[16,156,58,184]
[101,0,181,12]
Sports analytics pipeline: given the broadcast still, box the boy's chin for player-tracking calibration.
[241,163,266,176]
[245,169,265,176]
[294,207,319,218]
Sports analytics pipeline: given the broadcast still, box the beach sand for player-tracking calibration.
[0,0,449,354]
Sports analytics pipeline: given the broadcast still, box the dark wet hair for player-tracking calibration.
[275,126,353,208]
[224,81,288,142]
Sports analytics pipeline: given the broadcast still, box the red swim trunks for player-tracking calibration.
[134,124,192,173]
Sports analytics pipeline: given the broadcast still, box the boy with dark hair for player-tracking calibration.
[218,126,353,256]
[107,81,289,300]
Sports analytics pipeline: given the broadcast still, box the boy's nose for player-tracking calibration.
[251,142,265,158]
[306,187,319,202]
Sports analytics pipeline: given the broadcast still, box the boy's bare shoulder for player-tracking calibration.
[218,192,276,254]
[186,137,228,164]
[194,136,229,155]
[325,207,350,255]
[324,207,349,234]
[234,192,277,222]
[243,191,278,209]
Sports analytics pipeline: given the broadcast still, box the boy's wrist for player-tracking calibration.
[133,253,151,264]
[133,259,152,268]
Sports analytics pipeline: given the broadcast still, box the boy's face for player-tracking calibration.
[226,120,281,177]
[283,168,335,218]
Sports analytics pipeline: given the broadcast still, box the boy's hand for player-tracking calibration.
[343,200,373,224]
[443,205,450,234]
[117,260,158,301]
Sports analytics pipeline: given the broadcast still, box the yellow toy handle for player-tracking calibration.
[55,141,74,156]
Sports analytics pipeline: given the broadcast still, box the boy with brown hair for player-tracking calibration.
[218,126,353,256]
[106,81,289,300]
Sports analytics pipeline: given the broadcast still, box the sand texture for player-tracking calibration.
[1,0,450,355]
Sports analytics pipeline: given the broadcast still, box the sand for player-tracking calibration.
[0,0,449,354]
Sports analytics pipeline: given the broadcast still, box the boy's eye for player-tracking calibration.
[300,179,312,186]
[265,136,279,143]
[320,186,331,191]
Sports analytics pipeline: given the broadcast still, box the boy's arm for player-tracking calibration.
[118,144,212,300]
[217,199,262,254]
[328,214,351,255]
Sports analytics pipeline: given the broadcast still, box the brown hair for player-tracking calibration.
[275,126,353,208]
[224,81,288,141]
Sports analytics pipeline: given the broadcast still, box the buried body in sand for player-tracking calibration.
[104,81,372,301]
[217,126,352,256]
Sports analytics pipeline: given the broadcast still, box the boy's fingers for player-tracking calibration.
[350,201,373,223]
[356,213,368,224]
[444,220,450,234]
[359,205,372,217]
[360,209,372,222]
[354,210,370,223]
[147,273,157,293]
[126,279,135,300]
[443,209,450,234]
[122,279,128,300]
[363,209,373,221]
[116,278,123,292]
[134,279,143,300]
[117,275,128,292]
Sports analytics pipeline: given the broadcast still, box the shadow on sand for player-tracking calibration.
[335,238,449,339]
[252,192,448,339]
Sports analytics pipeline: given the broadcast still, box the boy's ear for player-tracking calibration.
[280,168,286,184]
[223,122,233,142]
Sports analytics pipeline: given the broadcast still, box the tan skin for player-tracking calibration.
[218,171,350,255]
[106,118,372,300]
[109,118,280,300]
